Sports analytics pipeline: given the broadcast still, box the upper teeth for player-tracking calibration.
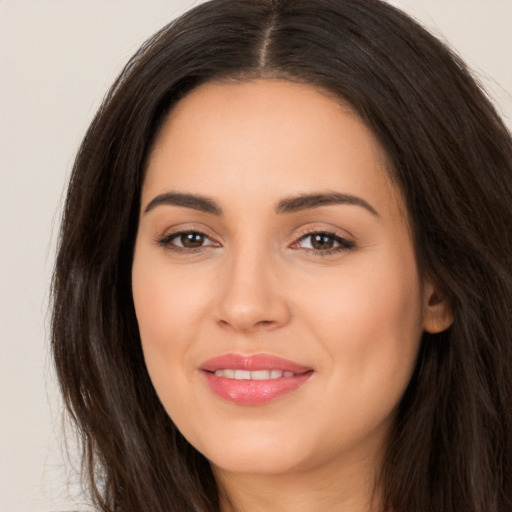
[214,369,295,380]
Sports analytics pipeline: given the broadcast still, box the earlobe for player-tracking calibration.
[422,282,454,334]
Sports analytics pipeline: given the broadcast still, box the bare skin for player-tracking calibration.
[132,79,452,511]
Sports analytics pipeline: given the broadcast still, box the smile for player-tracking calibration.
[213,369,296,379]
[200,353,314,405]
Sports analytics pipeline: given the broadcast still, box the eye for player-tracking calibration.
[157,230,219,251]
[293,231,355,255]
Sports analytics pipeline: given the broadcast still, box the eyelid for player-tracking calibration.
[290,226,356,254]
[153,223,355,255]
[167,231,216,246]
[292,224,355,243]
[154,224,222,251]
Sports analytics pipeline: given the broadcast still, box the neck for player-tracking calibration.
[214,451,384,512]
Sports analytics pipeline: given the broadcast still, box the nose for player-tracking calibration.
[214,249,291,333]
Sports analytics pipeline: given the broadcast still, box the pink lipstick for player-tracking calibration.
[199,353,313,405]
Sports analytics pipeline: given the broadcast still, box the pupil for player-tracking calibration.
[312,233,334,250]
[181,233,204,248]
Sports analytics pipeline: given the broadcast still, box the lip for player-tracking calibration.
[199,353,314,405]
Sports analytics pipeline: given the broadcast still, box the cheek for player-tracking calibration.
[132,252,212,344]
[131,250,210,404]
[287,254,424,457]
[330,267,423,349]
[301,250,424,400]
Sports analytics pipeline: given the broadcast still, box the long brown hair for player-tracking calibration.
[51,1,512,510]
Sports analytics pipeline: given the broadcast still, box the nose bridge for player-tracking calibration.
[215,236,290,332]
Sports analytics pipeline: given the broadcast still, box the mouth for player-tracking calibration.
[212,369,296,379]
[199,353,314,405]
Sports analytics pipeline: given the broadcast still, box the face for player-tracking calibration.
[132,79,444,480]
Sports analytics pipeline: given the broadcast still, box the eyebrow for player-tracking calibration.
[143,191,378,217]
[276,192,379,216]
[144,192,222,215]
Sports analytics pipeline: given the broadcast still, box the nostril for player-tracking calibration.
[214,287,292,332]
[216,317,278,332]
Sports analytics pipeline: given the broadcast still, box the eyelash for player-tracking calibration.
[156,230,218,253]
[156,229,355,256]
[293,230,355,256]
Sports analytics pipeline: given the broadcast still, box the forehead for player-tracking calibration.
[143,79,402,218]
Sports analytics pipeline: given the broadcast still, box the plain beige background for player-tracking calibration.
[1,1,511,511]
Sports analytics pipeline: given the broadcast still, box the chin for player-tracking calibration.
[196,429,311,475]
[211,452,305,476]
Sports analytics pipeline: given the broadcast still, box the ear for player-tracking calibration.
[422,280,454,334]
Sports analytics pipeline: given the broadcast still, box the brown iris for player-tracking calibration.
[310,233,336,250]
[179,232,206,248]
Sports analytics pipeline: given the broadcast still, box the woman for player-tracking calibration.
[51,0,512,511]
